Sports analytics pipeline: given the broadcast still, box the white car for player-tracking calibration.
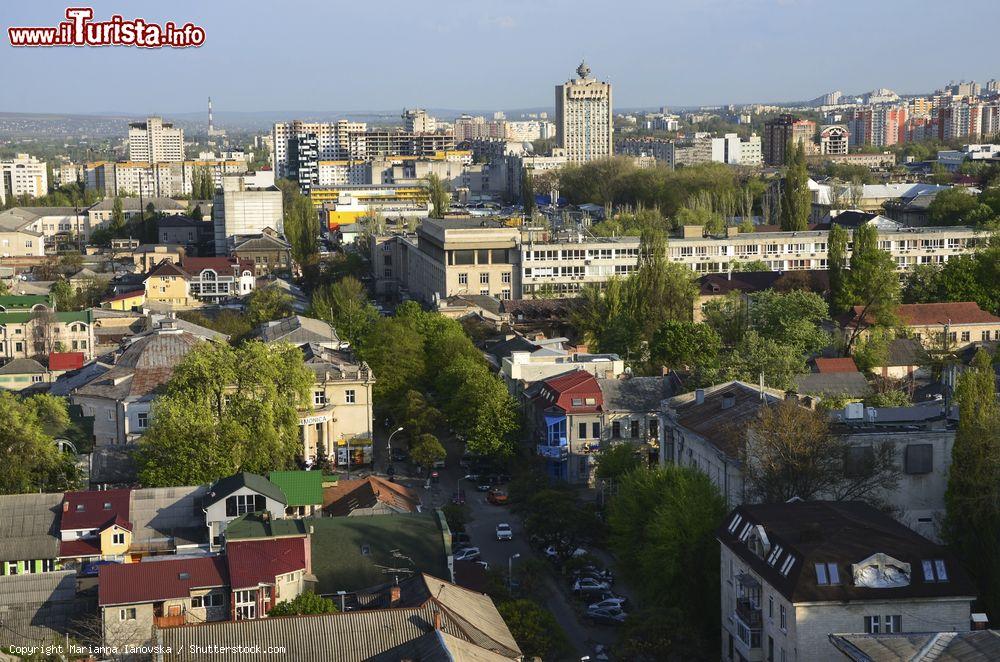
[496,523,512,541]
[589,598,627,611]
[573,577,611,593]
[453,547,481,561]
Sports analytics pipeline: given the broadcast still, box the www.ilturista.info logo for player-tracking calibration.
[8,7,205,48]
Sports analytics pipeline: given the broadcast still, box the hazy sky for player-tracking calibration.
[2,0,998,115]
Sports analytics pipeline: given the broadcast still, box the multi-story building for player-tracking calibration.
[763,115,816,165]
[87,197,187,235]
[52,162,83,189]
[232,230,293,276]
[935,98,995,141]
[402,108,437,134]
[127,117,184,163]
[617,137,676,168]
[718,501,976,662]
[848,105,908,147]
[0,154,48,204]
[0,207,86,247]
[841,301,1000,350]
[212,173,283,255]
[0,295,94,360]
[819,125,850,155]
[84,159,248,199]
[556,62,613,163]
[271,120,366,178]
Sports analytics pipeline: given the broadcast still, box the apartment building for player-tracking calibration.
[718,501,975,662]
[848,106,907,147]
[212,173,283,255]
[0,154,47,204]
[556,62,613,163]
[0,207,86,247]
[271,120,366,178]
[763,115,816,165]
[819,125,850,155]
[617,137,676,168]
[127,117,184,163]
[0,295,94,361]
[402,108,437,134]
[84,159,249,199]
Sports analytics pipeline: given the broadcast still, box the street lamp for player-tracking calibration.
[508,553,521,591]
[386,426,404,475]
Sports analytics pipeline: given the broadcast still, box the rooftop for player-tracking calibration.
[829,630,1000,662]
[844,302,1000,328]
[226,537,307,590]
[60,488,131,531]
[668,381,786,458]
[98,556,229,607]
[323,475,421,517]
[0,493,62,563]
[252,315,340,346]
[268,471,324,507]
[204,472,287,508]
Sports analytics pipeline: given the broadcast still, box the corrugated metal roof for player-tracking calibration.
[267,471,324,507]
[60,488,131,531]
[0,493,62,562]
[225,538,306,590]
[99,556,229,606]
[0,570,78,648]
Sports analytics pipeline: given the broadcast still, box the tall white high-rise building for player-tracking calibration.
[0,153,48,204]
[128,117,185,163]
[555,62,613,163]
[402,109,437,134]
[271,120,367,178]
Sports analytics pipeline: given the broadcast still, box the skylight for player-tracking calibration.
[923,559,949,582]
[767,545,783,566]
[815,562,840,585]
[780,555,795,577]
[728,514,743,533]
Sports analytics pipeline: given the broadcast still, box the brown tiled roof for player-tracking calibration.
[58,538,101,558]
[323,476,420,517]
[845,302,1000,328]
[99,556,229,606]
[60,489,131,531]
[698,270,830,297]
[226,538,307,590]
[146,260,189,279]
[814,357,859,373]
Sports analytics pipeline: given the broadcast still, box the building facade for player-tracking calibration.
[763,115,816,165]
[127,117,184,163]
[0,154,47,204]
[556,62,613,163]
[212,174,283,255]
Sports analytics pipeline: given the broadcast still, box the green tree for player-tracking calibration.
[279,181,320,278]
[649,321,721,373]
[828,223,851,315]
[395,390,442,438]
[723,330,807,389]
[409,433,446,470]
[50,279,75,311]
[928,187,978,226]
[595,443,642,483]
[0,392,79,494]
[496,599,572,660]
[780,142,811,231]
[747,289,830,356]
[426,173,450,218]
[310,276,378,347]
[608,466,727,643]
[110,195,125,232]
[135,341,313,486]
[520,488,603,554]
[520,168,535,217]
[267,591,338,617]
[843,223,901,353]
[245,285,293,329]
[943,349,1000,620]
[357,317,426,405]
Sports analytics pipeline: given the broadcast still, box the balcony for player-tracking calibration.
[536,444,568,460]
[154,613,186,628]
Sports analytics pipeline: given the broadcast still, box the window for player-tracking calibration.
[592,422,600,439]
[728,514,743,533]
[579,422,587,439]
[779,605,787,631]
[112,532,126,545]
[502,272,511,284]
[192,593,224,609]
[234,589,257,620]
[814,562,840,585]
[612,421,620,438]
[480,273,489,285]
[313,390,326,407]
[768,595,773,619]
[883,615,902,633]
[922,559,948,582]
[458,273,468,285]
[767,545,783,566]
[107,410,113,421]
[345,389,356,404]
[226,493,265,517]
[120,608,136,621]
[983,330,993,341]
[779,555,795,576]
[136,412,148,430]
[961,331,970,342]
[904,444,933,474]
[864,615,881,634]
[768,636,774,662]
[571,398,583,406]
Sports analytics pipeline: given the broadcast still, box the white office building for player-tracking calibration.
[556,62,613,163]
[213,173,283,255]
[0,154,48,204]
[127,117,185,163]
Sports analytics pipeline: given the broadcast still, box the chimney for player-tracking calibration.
[390,584,401,607]
[971,613,989,630]
[432,610,442,631]
[721,392,736,410]
[784,390,798,401]
[695,389,705,405]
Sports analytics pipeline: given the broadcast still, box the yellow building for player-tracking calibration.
[143,261,192,308]
[101,290,146,311]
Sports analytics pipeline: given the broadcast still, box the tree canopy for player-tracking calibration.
[0,393,79,494]
[780,141,811,230]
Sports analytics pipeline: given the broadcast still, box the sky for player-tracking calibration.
[2,0,999,115]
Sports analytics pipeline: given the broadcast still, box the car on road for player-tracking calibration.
[587,607,626,625]
[588,597,628,611]
[453,547,481,561]
[487,489,508,505]
[495,523,512,541]
[572,577,611,593]
[451,490,466,505]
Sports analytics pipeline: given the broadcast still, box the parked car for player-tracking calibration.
[432,459,446,469]
[496,523,512,541]
[390,448,409,462]
[589,597,628,611]
[574,566,614,583]
[451,490,466,505]
[587,607,626,625]
[487,489,508,505]
[573,577,611,593]
[453,547,481,561]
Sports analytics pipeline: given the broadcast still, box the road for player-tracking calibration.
[376,428,621,660]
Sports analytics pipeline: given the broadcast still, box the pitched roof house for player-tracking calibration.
[323,475,421,517]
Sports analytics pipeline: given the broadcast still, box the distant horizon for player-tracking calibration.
[2,0,998,116]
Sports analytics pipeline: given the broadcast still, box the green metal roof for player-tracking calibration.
[0,310,92,325]
[0,294,53,312]
[268,471,324,506]
[225,514,308,540]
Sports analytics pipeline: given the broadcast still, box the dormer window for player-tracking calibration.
[815,562,841,585]
[104,502,112,510]
[922,559,948,582]
[571,398,583,406]
[853,553,911,588]
[75,504,84,512]
[738,522,752,542]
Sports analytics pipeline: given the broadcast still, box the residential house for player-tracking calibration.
[232,230,293,276]
[530,370,604,483]
[662,381,788,506]
[182,257,255,303]
[842,302,1000,352]
[143,260,192,308]
[155,573,522,661]
[224,511,451,593]
[155,214,214,256]
[129,485,210,557]
[250,315,342,349]
[0,357,50,390]
[829,629,1000,661]
[718,501,976,662]
[0,294,95,360]
[268,471,325,518]
[0,493,63,576]
[70,322,207,447]
[203,472,288,549]
[875,338,931,381]
[695,270,830,322]
[98,556,230,648]
[0,207,45,256]
[502,350,625,398]
[100,289,146,311]
[132,244,185,273]
[323,475,421,517]
[226,537,310,620]
[597,375,672,465]
[436,294,507,327]
[57,488,133,567]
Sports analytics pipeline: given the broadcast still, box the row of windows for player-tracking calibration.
[457,272,512,285]
[312,389,357,406]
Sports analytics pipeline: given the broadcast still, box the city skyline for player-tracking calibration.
[2,0,999,115]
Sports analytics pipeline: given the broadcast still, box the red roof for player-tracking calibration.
[813,357,859,373]
[99,556,230,606]
[846,302,1000,328]
[146,260,189,279]
[60,489,131,531]
[181,257,253,275]
[226,538,307,590]
[100,514,133,533]
[59,538,101,559]
[537,370,603,413]
[48,352,85,371]
[100,290,145,303]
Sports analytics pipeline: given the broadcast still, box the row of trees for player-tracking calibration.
[927,185,1000,227]
[276,179,321,283]
[902,235,1000,315]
